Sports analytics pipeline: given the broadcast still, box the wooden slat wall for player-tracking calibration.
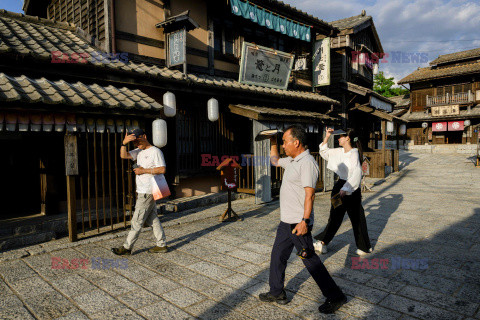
[48,0,105,43]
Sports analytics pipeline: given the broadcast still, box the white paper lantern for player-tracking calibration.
[373,63,379,75]
[207,98,219,122]
[163,91,176,117]
[464,120,471,127]
[422,122,428,129]
[399,124,407,135]
[386,121,394,133]
[152,119,167,148]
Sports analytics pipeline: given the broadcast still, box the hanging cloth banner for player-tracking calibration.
[230,0,311,42]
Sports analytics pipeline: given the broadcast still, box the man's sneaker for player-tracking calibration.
[318,293,347,314]
[259,290,288,305]
[356,248,373,256]
[149,246,169,253]
[111,246,131,256]
[313,240,327,254]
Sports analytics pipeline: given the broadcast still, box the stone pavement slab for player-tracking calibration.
[1,152,480,319]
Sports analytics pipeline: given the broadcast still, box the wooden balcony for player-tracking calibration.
[426,91,474,106]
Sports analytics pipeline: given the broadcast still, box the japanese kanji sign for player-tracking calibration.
[239,42,294,90]
[168,29,186,67]
[313,37,330,87]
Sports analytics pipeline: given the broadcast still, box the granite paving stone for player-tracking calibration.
[161,286,207,308]
[1,152,480,319]
[137,299,195,319]
[138,275,181,295]
[50,274,98,297]
[378,294,462,320]
[23,291,77,320]
[90,305,145,320]
[95,274,143,296]
[72,289,120,315]
[188,261,236,280]
[53,311,90,320]
[117,287,161,310]
[397,285,478,316]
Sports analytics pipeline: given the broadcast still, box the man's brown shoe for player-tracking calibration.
[111,246,131,256]
[149,246,168,253]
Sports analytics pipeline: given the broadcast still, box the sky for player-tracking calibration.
[2,0,480,86]
[282,0,480,86]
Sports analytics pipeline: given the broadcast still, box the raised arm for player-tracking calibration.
[120,132,136,159]
[319,128,334,161]
[270,136,280,167]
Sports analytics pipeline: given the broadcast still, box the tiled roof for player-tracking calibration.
[429,48,480,66]
[330,13,371,30]
[389,94,410,108]
[398,62,480,84]
[0,10,338,105]
[230,104,337,121]
[0,73,162,110]
[342,81,396,106]
[400,106,480,121]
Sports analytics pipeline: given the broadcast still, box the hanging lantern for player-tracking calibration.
[207,98,219,122]
[152,119,167,148]
[386,121,394,133]
[163,91,176,117]
[422,122,428,129]
[464,120,471,127]
[373,63,379,75]
[399,124,407,135]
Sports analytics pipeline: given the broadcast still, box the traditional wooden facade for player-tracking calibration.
[2,0,343,242]
[399,48,480,146]
[316,11,405,152]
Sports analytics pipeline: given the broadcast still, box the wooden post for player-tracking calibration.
[381,120,386,165]
[396,122,400,150]
[67,176,77,242]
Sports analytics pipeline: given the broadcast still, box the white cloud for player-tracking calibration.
[282,0,480,84]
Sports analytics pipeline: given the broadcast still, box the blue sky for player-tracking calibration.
[282,0,480,85]
[2,0,23,13]
[2,0,480,85]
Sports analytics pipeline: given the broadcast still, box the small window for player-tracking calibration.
[214,24,223,52]
[224,29,234,55]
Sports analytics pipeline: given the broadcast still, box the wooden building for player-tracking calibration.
[399,48,480,146]
[318,11,405,152]
[1,0,345,242]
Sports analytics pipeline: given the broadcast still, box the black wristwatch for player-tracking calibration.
[302,218,310,224]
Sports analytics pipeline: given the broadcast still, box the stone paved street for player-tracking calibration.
[1,152,479,320]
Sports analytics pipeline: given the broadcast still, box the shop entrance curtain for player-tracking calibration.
[230,0,311,42]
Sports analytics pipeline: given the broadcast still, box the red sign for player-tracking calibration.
[432,122,447,132]
[447,121,464,131]
[217,158,241,190]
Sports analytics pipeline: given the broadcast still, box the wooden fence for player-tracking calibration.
[363,149,399,178]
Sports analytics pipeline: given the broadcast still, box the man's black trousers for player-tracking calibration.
[269,221,343,299]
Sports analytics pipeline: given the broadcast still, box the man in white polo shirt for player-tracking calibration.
[112,128,168,255]
[258,125,346,314]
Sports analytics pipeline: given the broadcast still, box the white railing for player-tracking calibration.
[426,91,474,106]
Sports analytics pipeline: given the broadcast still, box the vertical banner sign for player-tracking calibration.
[168,29,186,67]
[239,42,294,90]
[313,37,330,87]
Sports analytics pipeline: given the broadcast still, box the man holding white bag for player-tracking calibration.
[112,128,168,255]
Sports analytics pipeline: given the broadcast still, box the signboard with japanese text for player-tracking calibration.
[431,105,459,117]
[313,37,330,86]
[239,42,294,90]
[167,29,186,67]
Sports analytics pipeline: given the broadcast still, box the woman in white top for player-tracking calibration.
[313,128,373,256]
